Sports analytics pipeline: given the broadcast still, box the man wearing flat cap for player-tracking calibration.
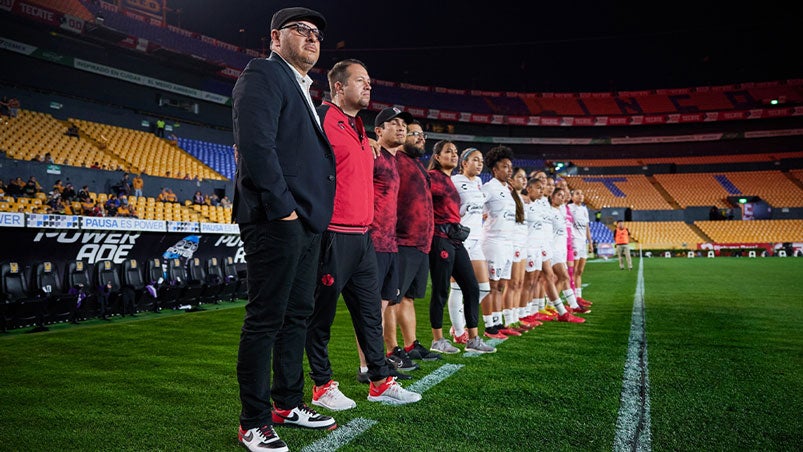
[232,6,336,452]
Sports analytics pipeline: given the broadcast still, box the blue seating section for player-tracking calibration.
[178,138,235,180]
[590,221,614,244]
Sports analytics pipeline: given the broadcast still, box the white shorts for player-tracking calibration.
[572,238,588,260]
[525,246,543,273]
[464,237,486,261]
[551,237,568,265]
[482,240,513,281]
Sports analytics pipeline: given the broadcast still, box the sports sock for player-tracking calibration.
[483,314,494,330]
[575,287,583,299]
[360,366,368,373]
[551,299,567,315]
[502,309,513,326]
[563,288,580,309]
[447,282,466,337]
[536,297,546,311]
[478,281,491,303]
[492,311,503,327]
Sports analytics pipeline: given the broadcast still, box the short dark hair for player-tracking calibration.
[485,145,514,172]
[327,59,367,93]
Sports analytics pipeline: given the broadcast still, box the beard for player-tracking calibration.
[403,142,426,158]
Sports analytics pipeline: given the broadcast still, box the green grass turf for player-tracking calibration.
[1,257,801,451]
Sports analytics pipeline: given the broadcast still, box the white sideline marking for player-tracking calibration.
[463,337,505,358]
[613,255,652,452]
[407,363,464,393]
[301,417,377,452]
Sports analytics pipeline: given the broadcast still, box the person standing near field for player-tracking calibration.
[615,220,633,270]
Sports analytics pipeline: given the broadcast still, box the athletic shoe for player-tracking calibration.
[578,298,593,307]
[520,318,542,328]
[356,369,370,384]
[367,377,422,405]
[544,305,559,316]
[406,340,441,361]
[572,305,592,314]
[484,327,507,340]
[558,312,586,323]
[387,346,420,371]
[511,323,532,333]
[497,327,522,337]
[465,336,497,353]
[450,326,469,344]
[532,311,555,322]
[358,365,412,384]
[238,425,288,452]
[271,402,336,430]
[312,380,356,411]
[430,338,460,354]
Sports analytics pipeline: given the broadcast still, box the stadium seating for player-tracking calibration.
[1,261,47,331]
[177,138,235,180]
[94,260,128,318]
[70,119,226,180]
[695,219,803,243]
[33,261,78,325]
[565,175,674,210]
[120,258,152,313]
[222,256,245,301]
[29,0,94,21]
[652,173,733,208]
[64,260,94,321]
[620,221,706,249]
[723,171,803,207]
[572,151,803,168]
[589,221,614,244]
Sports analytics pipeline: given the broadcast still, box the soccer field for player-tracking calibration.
[1,257,801,451]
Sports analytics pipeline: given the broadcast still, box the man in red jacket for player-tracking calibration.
[306,59,421,411]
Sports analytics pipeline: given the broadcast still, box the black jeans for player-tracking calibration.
[429,235,479,329]
[237,219,320,429]
[306,232,390,386]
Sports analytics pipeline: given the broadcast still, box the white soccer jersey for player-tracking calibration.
[452,173,485,240]
[549,204,567,240]
[535,197,553,239]
[482,178,516,241]
[569,203,590,243]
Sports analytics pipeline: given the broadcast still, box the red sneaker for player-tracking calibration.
[450,326,469,344]
[497,327,522,337]
[572,305,591,314]
[558,312,586,323]
[484,329,508,340]
[520,318,542,328]
[578,298,592,308]
[532,312,555,322]
[578,297,593,305]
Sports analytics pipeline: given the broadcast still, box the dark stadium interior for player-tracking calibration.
[1,0,802,330]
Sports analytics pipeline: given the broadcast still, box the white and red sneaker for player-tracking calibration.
[238,424,288,452]
[271,402,336,430]
[450,326,469,344]
[558,312,586,323]
[367,377,421,405]
[312,380,356,411]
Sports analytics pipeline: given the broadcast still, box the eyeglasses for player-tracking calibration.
[407,131,427,139]
[280,23,324,42]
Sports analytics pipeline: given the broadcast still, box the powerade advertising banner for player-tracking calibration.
[0,228,244,273]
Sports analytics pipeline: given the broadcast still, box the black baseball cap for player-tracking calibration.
[270,7,326,31]
[374,107,414,127]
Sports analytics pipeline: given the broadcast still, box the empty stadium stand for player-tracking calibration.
[695,219,803,243]
[177,138,235,180]
[620,221,707,250]
[566,175,674,210]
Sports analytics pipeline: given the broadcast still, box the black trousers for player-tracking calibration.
[237,220,320,429]
[306,231,390,386]
[429,235,480,329]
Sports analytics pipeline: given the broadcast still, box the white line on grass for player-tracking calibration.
[301,417,378,452]
[407,363,464,393]
[614,254,652,452]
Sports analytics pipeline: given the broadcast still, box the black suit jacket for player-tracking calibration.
[231,53,336,232]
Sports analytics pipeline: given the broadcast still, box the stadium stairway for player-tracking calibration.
[688,223,714,243]
[647,175,682,209]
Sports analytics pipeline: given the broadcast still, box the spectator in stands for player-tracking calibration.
[615,220,633,270]
[192,190,205,205]
[117,195,131,217]
[208,193,220,206]
[61,183,76,202]
[220,195,232,208]
[105,193,120,217]
[0,96,9,122]
[116,173,132,196]
[8,97,19,118]
[77,185,91,203]
[31,154,43,162]
[65,124,80,139]
[90,161,101,169]
[22,178,40,198]
[231,7,336,449]
[47,191,65,214]
[6,177,23,197]
[183,174,192,180]
[51,179,64,194]
[155,119,166,137]
[132,173,144,197]
[165,188,178,203]
[168,133,178,145]
[43,153,54,164]
[0,178,6,196]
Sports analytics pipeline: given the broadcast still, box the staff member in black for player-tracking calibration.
[232,7,336,452]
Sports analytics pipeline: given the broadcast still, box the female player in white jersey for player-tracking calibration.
[520,177,554,324]
[446,148,492,345]
[568,189,593,306]
[503,167,534,334]
[548,187,590,317]
[480,146,517,339]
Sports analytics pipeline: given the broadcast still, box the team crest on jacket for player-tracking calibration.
[321,274,335,286]
[440,250,449,260]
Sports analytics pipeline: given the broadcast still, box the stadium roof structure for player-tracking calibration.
[167,0,803,93]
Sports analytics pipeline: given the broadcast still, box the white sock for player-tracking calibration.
[528,301,538,313]
[563,289,580,309]
[492,311,503,327]
[575,287,583,299]
[483,314,494,329]
[536,297,545,310]
[552,299,567,315]
[360,366,368,373]
[478,282,491,304]
[447,282,466,337]
[518,307,528,318]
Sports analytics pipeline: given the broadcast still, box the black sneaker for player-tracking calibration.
[406,340,441,361]
[387,346,420,371]
[359,362,413,384]
[357,369,370,384]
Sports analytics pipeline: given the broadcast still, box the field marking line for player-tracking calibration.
[301,417,378,452]
[407,363,464,393]
[613,255,652,452]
